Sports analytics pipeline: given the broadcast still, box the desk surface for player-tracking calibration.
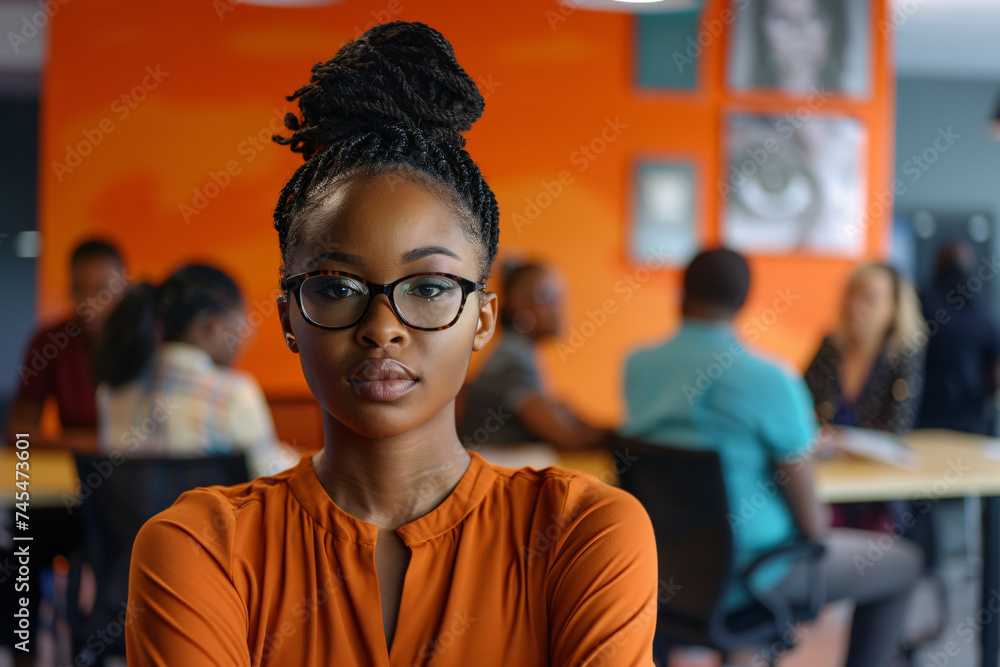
[1,447,79,509]
[6,429,1000,510]
[815,429,1000,502]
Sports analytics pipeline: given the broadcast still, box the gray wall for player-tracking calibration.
[894,76,1000,310]
[0,97,38,431]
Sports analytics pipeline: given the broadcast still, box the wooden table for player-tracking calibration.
[816,429,1000,502]
[0,447,78,509]
[813,429,1000,667]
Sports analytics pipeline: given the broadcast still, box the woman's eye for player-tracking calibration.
[315,279,363,300]
[406,279,455,300]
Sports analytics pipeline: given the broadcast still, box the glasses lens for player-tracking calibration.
[300,275,369,328]
[394,275,464,328]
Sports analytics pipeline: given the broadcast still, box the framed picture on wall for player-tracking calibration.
[630,161,698,266]
[720,113,867,256]
[727,0,870,98]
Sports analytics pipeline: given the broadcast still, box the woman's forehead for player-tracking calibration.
[290,175,473,272]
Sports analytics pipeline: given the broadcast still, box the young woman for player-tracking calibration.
[804,262,927,536]
[125,22,657,666]
[805,262,927,434]
[95,264,291,478]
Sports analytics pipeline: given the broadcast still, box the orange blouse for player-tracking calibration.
[126,451,658,666]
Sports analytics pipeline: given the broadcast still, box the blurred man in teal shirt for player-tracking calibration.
[621,248,922,667]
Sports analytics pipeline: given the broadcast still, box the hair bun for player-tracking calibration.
[276,21,484,160]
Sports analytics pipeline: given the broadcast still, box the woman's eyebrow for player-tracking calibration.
[401,246,462,263]
[310,251,365,266]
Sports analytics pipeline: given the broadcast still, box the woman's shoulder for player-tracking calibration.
[480,456,650,528]
[136,462,304,552]
[479,458,655,572]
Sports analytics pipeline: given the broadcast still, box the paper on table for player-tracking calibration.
[978,437,1000,461]
[838,427,921,470]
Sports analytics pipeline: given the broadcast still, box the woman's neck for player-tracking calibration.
[313,404,471,530]
[844,331,884,356]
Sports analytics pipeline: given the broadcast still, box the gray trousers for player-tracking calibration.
[772,528,925,667]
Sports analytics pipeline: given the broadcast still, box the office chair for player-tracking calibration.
[71,453,250,665]
[606,435,825,667]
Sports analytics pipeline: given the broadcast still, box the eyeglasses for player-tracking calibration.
[281,270,486,331]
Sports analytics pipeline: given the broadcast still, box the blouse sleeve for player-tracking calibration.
[126,491,251,666]
[545,478,659,666]
[803,337,838,424]
[884,346,926,433]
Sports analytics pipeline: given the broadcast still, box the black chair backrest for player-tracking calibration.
[72,454,249,656]
[607,435,734,638]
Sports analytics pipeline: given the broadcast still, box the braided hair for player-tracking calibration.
[272,21,499,283]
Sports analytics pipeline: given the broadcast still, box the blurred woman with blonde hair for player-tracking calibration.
[805,262,927,433]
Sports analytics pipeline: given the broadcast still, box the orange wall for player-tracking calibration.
[40,0,894,426]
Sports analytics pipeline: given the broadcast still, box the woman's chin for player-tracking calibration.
[333,409,429,441]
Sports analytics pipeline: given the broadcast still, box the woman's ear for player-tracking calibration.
[473,291,498,352]
[277,294,299,354]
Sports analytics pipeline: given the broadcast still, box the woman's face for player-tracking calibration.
[278,174,497,439]
[844,268,896,345]
[761,0,831,88]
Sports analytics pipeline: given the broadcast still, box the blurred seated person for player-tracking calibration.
[621,248,923,667]
[917,242,1000,435]
[94,264,297,478]
[805,262,927,434]
[458,261,603,450]
[804,263,928,535]
[4,238,127,451]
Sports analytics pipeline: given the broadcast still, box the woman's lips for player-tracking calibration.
[347,358,418,401]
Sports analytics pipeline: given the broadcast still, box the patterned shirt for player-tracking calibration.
[804,336,925,434]
[97,342,296,477]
